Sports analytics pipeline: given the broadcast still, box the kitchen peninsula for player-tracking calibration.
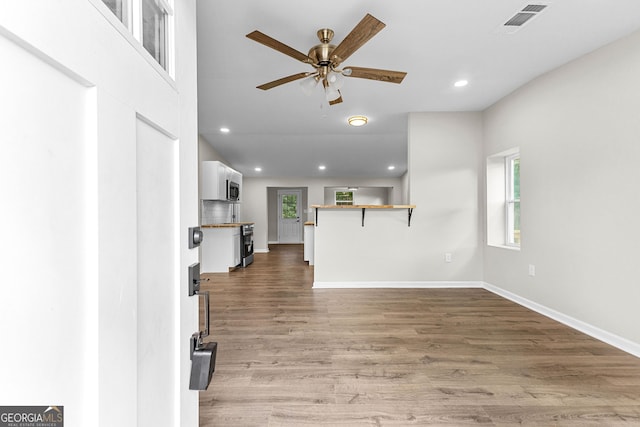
[311,205,416,287]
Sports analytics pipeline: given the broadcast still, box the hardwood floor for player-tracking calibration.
[199,244,640,426]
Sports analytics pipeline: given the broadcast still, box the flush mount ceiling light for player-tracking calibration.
[454,79,468,88]
[388,165,396,170]
[220,127,230,133]
[348,115,368,127]
[318,165,326,170]
[254,167,262,172]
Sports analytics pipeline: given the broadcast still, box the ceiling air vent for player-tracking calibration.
[504,12,536,27]
[495,3,550,34]
[522,4,547,13]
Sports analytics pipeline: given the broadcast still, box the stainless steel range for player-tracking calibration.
[240,223,254,267]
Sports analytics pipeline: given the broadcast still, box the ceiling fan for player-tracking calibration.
[246,13,407,106]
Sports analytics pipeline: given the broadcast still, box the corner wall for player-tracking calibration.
[483,29,640,347]
[408,112,484,281]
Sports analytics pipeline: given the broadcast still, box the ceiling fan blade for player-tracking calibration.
[257,72,311,90]
[344,66,407,84]
[329,92,343,106]
[330,14,386,66]
[246,30,313,64]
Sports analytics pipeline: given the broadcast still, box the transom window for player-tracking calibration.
[98,0,173,73]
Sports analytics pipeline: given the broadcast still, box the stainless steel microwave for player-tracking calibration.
[226,180,239,201]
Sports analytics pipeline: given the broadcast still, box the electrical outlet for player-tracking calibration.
[528,264,536,277]
[445,253,452,263]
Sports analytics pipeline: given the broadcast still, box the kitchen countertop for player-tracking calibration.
[201,222,254,228]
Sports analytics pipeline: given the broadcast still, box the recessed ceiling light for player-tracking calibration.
[348,115,368,127]
[454,80,468,88]
[220,127,230,133]
[254,167,262,172]
[388,165,396,170]
[318,165,326,170]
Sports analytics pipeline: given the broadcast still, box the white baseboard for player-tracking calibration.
[254,248,269,253]
[313,281,484,289]
[483,282,640,358]
[311,279,640,358]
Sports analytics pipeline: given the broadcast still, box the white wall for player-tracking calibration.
[408,112,484,281]
[483,29,640,347]
[243,176,404,252]
[0,1,199,425]
[313,112,484,284]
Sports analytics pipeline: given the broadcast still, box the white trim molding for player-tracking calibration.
[484,282,640,359]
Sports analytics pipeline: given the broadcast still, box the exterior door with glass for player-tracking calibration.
[278,189,302,243]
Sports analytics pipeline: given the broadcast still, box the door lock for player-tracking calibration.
[188,226,204,249]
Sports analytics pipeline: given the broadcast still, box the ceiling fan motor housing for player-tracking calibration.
[308,30,336,67]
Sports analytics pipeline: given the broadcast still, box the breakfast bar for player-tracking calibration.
[310,205,416,287]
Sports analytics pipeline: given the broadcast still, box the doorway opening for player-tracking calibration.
[267,187,308,245]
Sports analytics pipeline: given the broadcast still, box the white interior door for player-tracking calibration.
[278,190,302,243]
[136,118,178,425]
[0,33,98,417]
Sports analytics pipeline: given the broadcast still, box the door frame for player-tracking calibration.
[277,189,303,243]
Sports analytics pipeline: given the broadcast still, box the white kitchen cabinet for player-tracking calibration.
[304,223,314,265]
[201,226,241,273]
[202,160,243,201]
[201,161,227,200]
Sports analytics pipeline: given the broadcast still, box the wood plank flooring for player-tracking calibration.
[199,244,640,426]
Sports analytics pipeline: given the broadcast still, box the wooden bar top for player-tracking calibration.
[201,222,254,228]
[311,205,415,209]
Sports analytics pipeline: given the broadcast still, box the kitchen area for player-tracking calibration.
[200,160,254,273]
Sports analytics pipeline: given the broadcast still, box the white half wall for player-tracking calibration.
[483,29,640,346]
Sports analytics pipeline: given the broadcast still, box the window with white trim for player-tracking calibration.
[102,0,129,23]
[141,0,168,69]
[486,148,521,249]
[505,153,520,247]
[99,0,173,73]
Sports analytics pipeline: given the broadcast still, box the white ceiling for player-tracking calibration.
[197,1,640,178]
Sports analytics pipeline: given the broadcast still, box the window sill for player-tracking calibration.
[487,243,521,251]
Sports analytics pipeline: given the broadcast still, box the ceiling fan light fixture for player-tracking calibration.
[300,74,319,96]
[348,115,368,127]
[326,70,345,90]
[325,86,341,102]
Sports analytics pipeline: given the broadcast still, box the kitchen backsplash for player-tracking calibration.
[201,200,240,224]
